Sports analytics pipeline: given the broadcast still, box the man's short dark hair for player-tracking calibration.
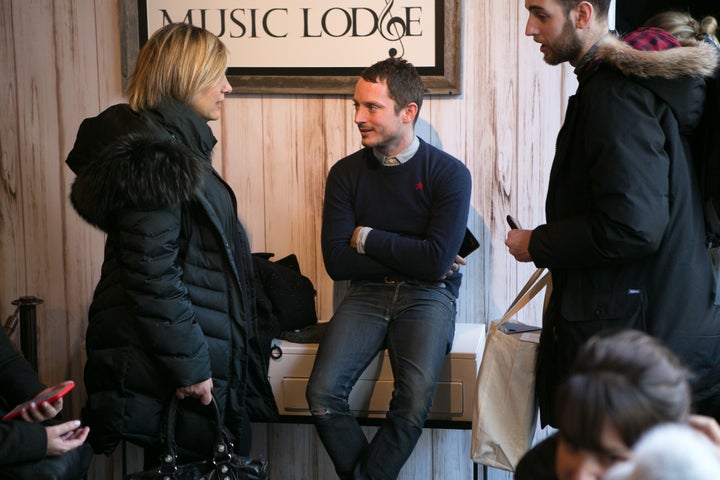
[556,329,691,453]
[360,57,425,115]
[557,0,611,20]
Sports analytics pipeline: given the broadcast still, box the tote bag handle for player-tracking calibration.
[498,268,551,327]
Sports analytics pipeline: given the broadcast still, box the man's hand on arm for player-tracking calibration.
[352,226,469,278]
[350,226,363,249]
[441,255,467,279]
[350,226,372,254]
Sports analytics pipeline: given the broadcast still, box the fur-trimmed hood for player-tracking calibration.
[597,34,718,80]
[589,34,718,134]
[67,107,207,231]
[69,135,204,231]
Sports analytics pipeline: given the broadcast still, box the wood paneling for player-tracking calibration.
[0,0,24,335]
[0,0,576,478]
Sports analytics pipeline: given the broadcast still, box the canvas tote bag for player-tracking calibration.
[470,268,551,471]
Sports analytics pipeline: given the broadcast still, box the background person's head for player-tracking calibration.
[126,23,230,116]
[644,10,719,47]
[554,329,692,480]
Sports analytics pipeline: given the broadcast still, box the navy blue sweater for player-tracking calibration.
[322,139,472,297]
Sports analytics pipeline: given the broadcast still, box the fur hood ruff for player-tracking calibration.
[596,34,718,79]
[69,134,205,232]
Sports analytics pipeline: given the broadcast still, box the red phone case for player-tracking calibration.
[2,380,75,420]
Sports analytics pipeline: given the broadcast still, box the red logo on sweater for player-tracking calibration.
[415,181,423,191]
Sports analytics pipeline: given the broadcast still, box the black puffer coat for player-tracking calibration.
[66,100,277,455]
[529,36,720,426]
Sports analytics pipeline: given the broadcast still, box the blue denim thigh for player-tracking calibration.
[306,282,397,477]
[306,281,457,479]
[356,283,456,479]
[384,283,457,425]
[306,282,396,414]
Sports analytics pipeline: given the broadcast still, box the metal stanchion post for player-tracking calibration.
[12,296,43,371]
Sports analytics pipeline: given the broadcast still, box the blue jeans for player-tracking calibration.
[306,280,457,480]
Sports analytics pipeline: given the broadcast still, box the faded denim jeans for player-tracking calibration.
[306,280,457,480]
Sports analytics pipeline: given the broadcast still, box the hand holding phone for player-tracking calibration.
[2,380,75,421]
[507,215,523,230]
[505,215,533,263]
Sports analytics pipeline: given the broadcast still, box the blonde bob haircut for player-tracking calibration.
[126,23,228,111]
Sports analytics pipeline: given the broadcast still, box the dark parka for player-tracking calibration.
[528,36,720,426]
[66,100,277,455]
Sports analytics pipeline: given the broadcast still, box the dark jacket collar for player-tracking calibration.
[149,99,216,161]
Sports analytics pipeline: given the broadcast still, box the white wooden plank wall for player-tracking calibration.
[0,1,575,478]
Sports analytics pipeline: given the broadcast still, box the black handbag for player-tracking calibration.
[125,395,268,480]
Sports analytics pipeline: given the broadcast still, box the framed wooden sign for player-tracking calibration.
[120,0,462,95]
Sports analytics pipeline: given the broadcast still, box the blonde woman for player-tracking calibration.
[66,23,276,465]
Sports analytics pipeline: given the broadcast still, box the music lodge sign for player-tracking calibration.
[133,0,459,93]
[143,0,439,69]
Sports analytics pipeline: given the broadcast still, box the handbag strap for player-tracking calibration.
[498,270,551,327]
[158,393,233,477]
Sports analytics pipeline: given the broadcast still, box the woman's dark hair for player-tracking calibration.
[556,329,692,454]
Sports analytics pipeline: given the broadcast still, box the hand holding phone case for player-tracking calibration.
[2,380,75,420]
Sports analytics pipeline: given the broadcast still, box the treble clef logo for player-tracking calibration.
[379,0,406,56]
[379,0,405,41]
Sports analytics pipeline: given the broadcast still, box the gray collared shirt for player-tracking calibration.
[373,136,420,166]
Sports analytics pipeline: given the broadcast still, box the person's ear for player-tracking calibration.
[403,103,418,124]
[574,1,594,30]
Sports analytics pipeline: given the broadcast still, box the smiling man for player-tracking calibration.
[506,0,720,439]
[306,57,472,480]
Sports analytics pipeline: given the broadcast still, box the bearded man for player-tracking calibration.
[506,0,720,429]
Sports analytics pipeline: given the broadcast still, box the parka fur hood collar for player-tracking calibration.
[595,33,718,80]
[69,134,205,232]
[585,34,718,133]
[67,101,215,232]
